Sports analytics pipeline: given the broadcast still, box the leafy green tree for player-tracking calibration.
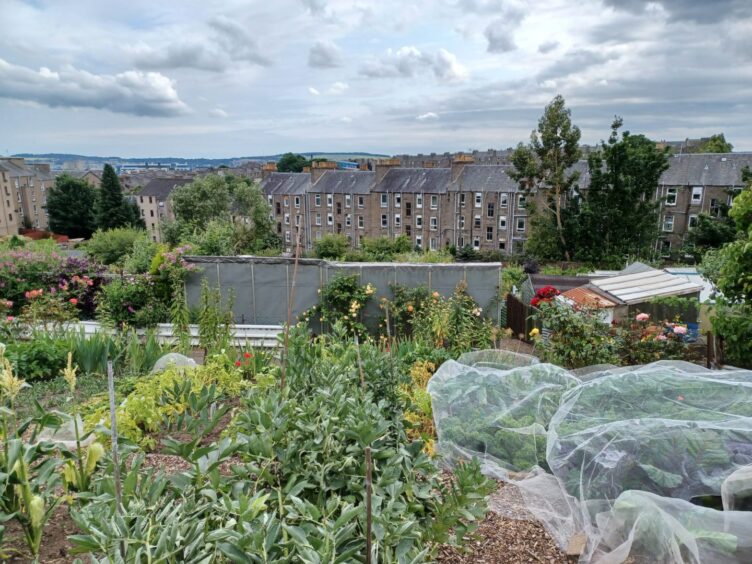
[685,213,737,261]
[45,174,97,238]
[276,153,309,173]
[510,95,582,261]
[698,133,733,153]
[566,119,669,266]
[96,164,134,229]
[314,234,349,259]
[85,227,147,266]
[171,175,231,229]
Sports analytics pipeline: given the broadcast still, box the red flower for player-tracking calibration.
[69,298,78,306]
[531,297,541,307]
[234,360,242,367]
[243,352,252,359]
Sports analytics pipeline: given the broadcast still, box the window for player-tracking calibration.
[357,196,364,208]
[149,196,153,204]
[430,195,438,209]
[345,214,352,227]
[315,194,321,207]
[516,217,526,232]
[336,202,342,215]
[327,194,333,207]
[295,215,301,226]
[663,215,674,232]
[501,194,508,208]
[457,236,464,248]
[499,216,507,229]
[457,216,464,229]
[150,210,154,217]
[689,214,699,228]
[416,235,422,249]
[283,197,289,207]
[345,194,351,208]
[416,194,423,208]
[267,195,272,205]
[381,214,388,228]
[380,194,388,208]
[691,186,703,204]
[710,198,721,216]
[315,213,322,226]
[394,214,401,227]
[139,196,144,203]
[416,215,423,228]
[473,237,480,249]
[284,213,290,225]
[430,237,437,251]
[285,231,291,243]
[474,215,481,228]
[394,193,401,208]
[474,192,482,208]
[487,202,495,218]
[486,226,493,241]
[406,225,411,236]
[430,217,437,231]
[518,195,526,209]
[358,215,364,229]
[405,202,412,217]
[275,202,281,215]
[294,196,301,208]
[459,193,466,207]
[660,239,671,257]
[327,213,333,225]
[499,241,506,251]
[665,188,677,206]
[151,223,156,231]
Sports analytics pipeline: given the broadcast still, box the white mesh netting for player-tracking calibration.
[428,353,752,563]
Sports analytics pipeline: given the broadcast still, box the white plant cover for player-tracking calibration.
[429,353,752,563]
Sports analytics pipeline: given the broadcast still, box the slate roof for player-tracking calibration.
[65,170,102,179]
[260,172,310,195]
[311,170,374,194]
[373,168,451,193]
[139,177,193,200]
[659,153,752,187]
[449,165,517,192]
[0,160,33,178]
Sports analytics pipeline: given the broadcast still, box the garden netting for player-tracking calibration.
[428,353,752,563]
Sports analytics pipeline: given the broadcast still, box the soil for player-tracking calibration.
[3,504,79,564]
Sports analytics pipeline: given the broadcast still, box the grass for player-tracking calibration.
[14,373,110,420]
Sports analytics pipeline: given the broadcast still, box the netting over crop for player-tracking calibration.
[429,352,752,563]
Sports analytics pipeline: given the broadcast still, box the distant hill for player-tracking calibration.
[12,152,391,168]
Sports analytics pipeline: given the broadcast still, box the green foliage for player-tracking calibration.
[566,120,669,266]
[276,152,309,172]
[533,301,619,368]
[710,303,752,368]
[685,213,738,261]
[313,233,349,259]
[501,265,525,296]
[510,95,582,261]
[697,133,733,153]
[303,274,376,337]
[359,235,412,260]
[122,235,160,274]
[198,280,235,357]
[382,284,432,339]
[44,174,97,239]
[4,337,69,381]
[96,164,138,230]
[85,227,147,266]
[96,275,168,328]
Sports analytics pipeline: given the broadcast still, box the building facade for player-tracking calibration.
[135,178,193,242]
[0,158,53,235]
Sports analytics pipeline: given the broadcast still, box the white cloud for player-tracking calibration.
[209,107,228,118]
[308,86,321,95]
[340,116,352,123]
[328,81,349,94]
[416,112,439,120]
[0,58,190,117]
[308,40,344,68]
[360,46,468,83]
[131,15,270,72]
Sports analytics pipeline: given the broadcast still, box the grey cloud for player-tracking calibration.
[360,46,467,83]
[483,6,526,53]
[537,49,618,81]
[538,41,559,54]
[133,15,270,72]
[0,58,190,117]
[308,40,343,68]
[603,0,752,23]
[301,0,327,14]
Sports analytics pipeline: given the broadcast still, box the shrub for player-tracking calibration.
[381,284,431,338]
[302,275,376,337]
[616,314,691,365]
[313,233,349,259]
[86,228,148,266]
[96,275,167,328]
[123,237,161,274]
[4,336,69,381]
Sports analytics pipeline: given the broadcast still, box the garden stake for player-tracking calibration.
[354,333,365,390]
[281,226,303,390]
[365,446,373,564]
[106,361,123,513]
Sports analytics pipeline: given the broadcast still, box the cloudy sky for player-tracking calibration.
[1,0,750,157]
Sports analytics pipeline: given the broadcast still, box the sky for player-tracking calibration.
[0,0,751,158]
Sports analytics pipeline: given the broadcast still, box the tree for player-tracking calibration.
[85,227,147,265]
[314,234,349,259]
[685,213,737,261]
[698,133,733,153]
[45,174,97,238]
[566,119,669,266]
[510,95,582,261]
[171,175,231,229]
[276,153,309,173]
[96,164,136,229]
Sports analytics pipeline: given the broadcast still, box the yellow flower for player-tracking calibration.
[0,358,27,402]
[61,351,78,394]
[29,495,45,528]
[529,327,540,338]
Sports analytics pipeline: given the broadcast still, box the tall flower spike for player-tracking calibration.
[62,351,78,393]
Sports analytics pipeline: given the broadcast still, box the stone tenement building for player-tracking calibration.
[0,158,55,236]
[260,152,752,256]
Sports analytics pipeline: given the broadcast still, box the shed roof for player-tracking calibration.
[529,274,596,294]
[591,268,703,304]
[311,170,374,194]
[260,172,310,195]
[562,287,618,308]
[374,168,451,193]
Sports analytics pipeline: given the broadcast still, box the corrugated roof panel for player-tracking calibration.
[592,268,703,304]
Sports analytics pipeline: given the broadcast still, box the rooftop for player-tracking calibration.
[591,268,704,304]
[139,177,193,200]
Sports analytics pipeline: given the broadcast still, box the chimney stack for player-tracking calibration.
[452,154,474,181]
[262,162,277,180]
[311,160,336,183]
[375,157,401,183]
